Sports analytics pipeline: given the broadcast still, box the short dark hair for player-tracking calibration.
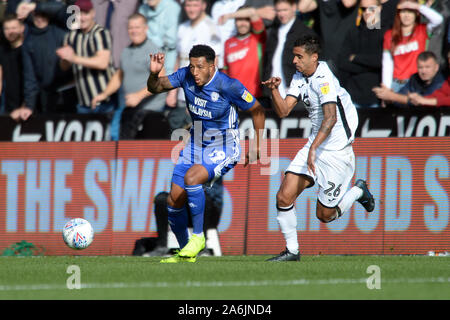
[235,5,252,21]
[3,13,22,25]
[294,34,321,55]
[274,0,296,6]
[417,51,438,63]
[185,0,207,3]
[189,44,216,63]
[33,6,51,20]
[128,13,147,24]
[237,5,251,10]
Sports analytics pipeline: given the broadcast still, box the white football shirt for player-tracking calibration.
[287,61,359,151]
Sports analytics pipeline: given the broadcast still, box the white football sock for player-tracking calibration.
[337,186,363,217]
[276,205,299,254]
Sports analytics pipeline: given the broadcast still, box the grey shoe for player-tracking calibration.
[266,248,300,262]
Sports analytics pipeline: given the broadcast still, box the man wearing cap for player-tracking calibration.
[56,0,117,116]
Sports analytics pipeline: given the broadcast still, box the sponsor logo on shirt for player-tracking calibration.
[211,92,219,102]
[189,96,212,118]
[226,48,249,64]
[228,41,238,48]
[194,96,208,107]
[394,40,419,56]
[188,104,212,118]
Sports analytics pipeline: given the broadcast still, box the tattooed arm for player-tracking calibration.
[307,103,337,175]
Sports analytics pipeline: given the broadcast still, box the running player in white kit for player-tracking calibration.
[262,35,375,262]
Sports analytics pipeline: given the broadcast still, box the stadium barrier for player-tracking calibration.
[1,107,449,142]
[0,137,449,255]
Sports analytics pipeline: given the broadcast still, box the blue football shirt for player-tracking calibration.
[168,66,256,149]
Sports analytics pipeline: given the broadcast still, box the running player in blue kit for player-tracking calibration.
[147,45,265,263]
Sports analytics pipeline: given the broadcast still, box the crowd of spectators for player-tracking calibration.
[0,0,448,140]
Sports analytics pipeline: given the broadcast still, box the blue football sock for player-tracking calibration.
[167,205,189,248]
[185,184,205,235]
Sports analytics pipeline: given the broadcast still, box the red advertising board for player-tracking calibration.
[247,138,450,255]
[0,138,448,255]
[0,142,116,255]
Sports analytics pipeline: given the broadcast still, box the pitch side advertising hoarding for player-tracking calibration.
[0,138,448,255]
[1,109,449,142]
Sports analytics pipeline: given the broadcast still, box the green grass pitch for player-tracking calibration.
[0,255,449,300]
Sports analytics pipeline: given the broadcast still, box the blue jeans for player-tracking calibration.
[77,94,122,141]
[391,79,407,93]
[112,87,126,141]
[76,101,115,114]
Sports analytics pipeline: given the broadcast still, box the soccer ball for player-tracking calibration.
[62,218,94,250]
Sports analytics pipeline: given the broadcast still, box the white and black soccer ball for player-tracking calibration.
[62,218,94,250]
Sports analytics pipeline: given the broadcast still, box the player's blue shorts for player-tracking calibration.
[172,138,240,189]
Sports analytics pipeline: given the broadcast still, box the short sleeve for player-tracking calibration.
[315,74,338,106]
[63,32,71,46]
[286,73,302,99]
[225,78,256,111]
[167,67,188,89]
[94,28,112,51]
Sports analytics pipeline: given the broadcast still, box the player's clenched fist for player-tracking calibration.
[261,77,282,90]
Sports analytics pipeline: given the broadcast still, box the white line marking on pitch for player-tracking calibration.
[0,277,449,291]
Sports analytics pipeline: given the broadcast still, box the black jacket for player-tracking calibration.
[22,24,73,110]
[0,44,24,112]
[262,17,317,98]
[21,1,74,110]
[338,21,384,105]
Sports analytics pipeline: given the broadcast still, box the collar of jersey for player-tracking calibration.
[303,61,323,80]
[203,68,218,87]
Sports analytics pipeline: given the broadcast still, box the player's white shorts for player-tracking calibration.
[285,143,355,208]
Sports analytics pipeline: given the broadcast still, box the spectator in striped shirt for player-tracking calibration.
[56,0,116,116]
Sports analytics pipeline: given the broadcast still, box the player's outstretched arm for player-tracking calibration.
[244,100,266,167]
[147,53,174,94]
[262,77,298,118]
